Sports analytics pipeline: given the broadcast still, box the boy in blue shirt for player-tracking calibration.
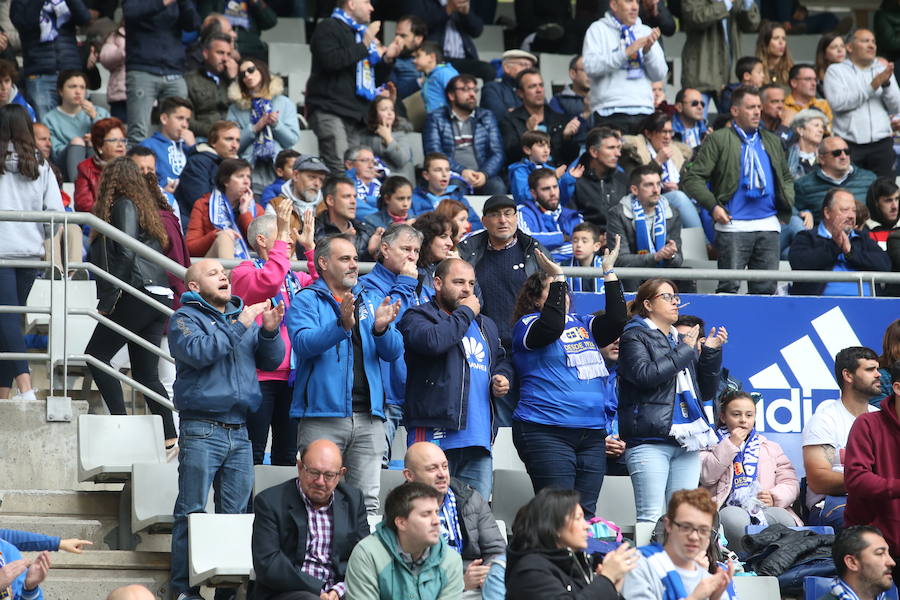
[516,167,583,261]
[508,130,580,206]
[413,42,459,114]
[411,152,482,231]
[138,96,194,194]
[565,222,606,293]
[260,149,299,208]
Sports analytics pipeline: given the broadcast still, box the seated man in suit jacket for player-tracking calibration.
[252,439,370,600]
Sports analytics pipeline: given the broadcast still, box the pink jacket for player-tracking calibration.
[230,240,317,381]
[99,28,126,103]
[700,433,803,525]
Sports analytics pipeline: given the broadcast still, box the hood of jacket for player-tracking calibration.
[227,75,285,109]
[189,142,221,160]
[506,546,591,584]
[179,290,244,319]
[372,521,450,571]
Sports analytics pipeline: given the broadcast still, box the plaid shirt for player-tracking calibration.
[297,482,345,597]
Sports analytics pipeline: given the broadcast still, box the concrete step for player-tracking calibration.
[0,489,119,518]
[0,514,112,547]
[22,550,171,600]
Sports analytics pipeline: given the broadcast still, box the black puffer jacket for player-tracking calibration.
[571,164,630,228]
[742,523,835,577]
[123,0,200,75]
[11,0,91,76]
[506,547,621,600]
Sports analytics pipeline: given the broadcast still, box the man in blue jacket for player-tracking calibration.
[287,233,404,514]
[516,167,583,262]
[397,258,513,500]
[167,257,286,600]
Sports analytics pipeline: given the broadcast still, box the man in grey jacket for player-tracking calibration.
[403,441,507,600]
[824,29,900,178]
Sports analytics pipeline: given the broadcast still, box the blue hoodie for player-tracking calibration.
[168,292,284,423]
[410,184,483,231]
[286,278,404,419]
[508,158,576,207]
[139,131,191,188]
[260,177,285,208]
[0,538,43,600]
[515,196,583,261]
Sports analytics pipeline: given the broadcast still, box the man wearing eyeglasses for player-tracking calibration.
[794,136,876,225]
[781,64,832,129]
[251,439,370,600]
[672,88,709,150]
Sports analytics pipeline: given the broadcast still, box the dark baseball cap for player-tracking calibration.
[295,155,330,174]
[482,194,516,215]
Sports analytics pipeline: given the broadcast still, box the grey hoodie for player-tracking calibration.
[0,152,64,258]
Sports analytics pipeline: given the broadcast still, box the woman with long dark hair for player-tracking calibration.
[0,104,65,401]
[87,157,177,451]
[756,22,794,87]
[506,488,638,599]
[412,211,458,292]
[360,96,415,182]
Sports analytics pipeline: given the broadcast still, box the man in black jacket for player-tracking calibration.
[789,188,891,295]
[404,0,495,81]
[184,32,233,140]
[314,176,381,262]
[571,126,629,228]
[252,439,369,600]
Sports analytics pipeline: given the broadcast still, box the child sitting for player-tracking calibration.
[565,222,606,293]
[261,149,299,208]
[718,56,765,114]
[414,42,459,114]
[365,176,415,229]
[411,152,482,231]
[508,130,580,206]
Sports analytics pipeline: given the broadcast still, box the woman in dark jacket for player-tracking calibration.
[412,211,458,298]
[506,488,637,599]
[86,156,177,451]
[617,279,727,525]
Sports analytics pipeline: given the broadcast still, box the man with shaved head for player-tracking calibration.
[403,442,506,599]
[251,439,369,600]
[106,585,156,600]
[168,257,286,600]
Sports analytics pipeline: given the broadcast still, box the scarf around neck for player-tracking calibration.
[40,0,71,43]
[631,194,668,266]
[734,125,768,198]
[639,545,738,600]
[566,254,605,294]
[829,577,891,600]
[715,426,767,526]
[609,12,644,79]
[439,488,463,553]
[250,96,276,163]
[331,8,384,101]
[208,188,251,259]
[560,314,608,380]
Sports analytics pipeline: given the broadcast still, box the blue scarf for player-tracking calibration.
[331,8,384,101]
[208,189,251,259]
[566,255,604,294]
[672,114,706,149]
[560,314,608,380]
[40,0,71,43]
[716,426,767,526]
[640,545,738,600]
[346,167,382,208]
[609,12,644,79]
[250,97,276,163]
[632,194,668,267]
[829,577,890,600]
[439,488,463,553]
[734,125,767,198]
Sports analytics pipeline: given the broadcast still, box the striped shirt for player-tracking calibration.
[297,482,345,596]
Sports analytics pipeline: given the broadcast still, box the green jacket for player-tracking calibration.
[794,165,877,224]
[681,126,795,223]
[345,522,464,600]
[875,2,900,63]
[681,0,760,92]
[184,68,231,139]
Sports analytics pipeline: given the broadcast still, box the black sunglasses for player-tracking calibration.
[240,65,257,78]
[689,100,705,108]
[829,148,850,157]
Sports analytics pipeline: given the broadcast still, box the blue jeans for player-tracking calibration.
[624,443,701,523]
[382,403,403,466]
[512,420,607,519]
[126,70,188,144]
[25,74,59,121]
[170,419,253,598]
[780,214,806,260]
[808,495,847,532]
[664,190,703,229]
[446,446,493,501]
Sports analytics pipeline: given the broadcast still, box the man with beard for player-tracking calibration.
[314,176,382,261]
[516,167,583,262]
[185,32,233,139]
[819,526,897,600]
[391,15,427,101]
[286,234,403,513]
[267,155,331,220]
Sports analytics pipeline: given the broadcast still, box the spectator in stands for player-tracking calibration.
[175,119,240,224]
[500,69,579,166]
[365,176,415,230]
[123,0,200,145]
[480,49,537,123]
[86,157,177,450]
[700,390,800,554]
[0,105,64,402]
[251,438,368,600]
[508,130,580,206]
[877,0,900,63]
[755,22,793,87]
[267,154,330,220]
[671,88,709,151]
[582,0,667,135]
[515,168,582,262]
[794,135,877,225]
[801,346,883,530]
[138,96,195,193]
[185,32,233,140]
[73,117,126,213]
[681,86,794,295]
[306,0,401,174]
[98,25,126,123]
[391,15,427,101]
[718,56,766,116]
[825,28,900,179]
[565,222,606,293]
[43,70,110,182]
[411,152,481,230]
[0,539,50,600]
[606,164,683,290]
[415,41,460,114]
[227,57,300,191]
[874,321,900,405]
[681,2,759,116]
[598,336,627,476]
[360,96,415,183]
[815,32,845,87]
[820,526,898,600]
[511,243,625,517]
[198,0,276,61]
[506,488,637,600]
[184,13,239,74]
[345,481,464,599]
[260,149,299,208]
[435,198,470,246]
[571,127,628,229]
[759,84,792,147]
[423,73,506,196]
[786,108,827,180]
[343,145,381,219]
[405,0,494,82]
[549,55,590,123]
[782,63,832,128]
[618,279,727,522]
[168,257,285,600]
[10,0,90,120]
[399,256,512,500]
[186,157,264,259]
[0,60,36,122]
[106,585,156,600]
[232,206,317,466]
[314,176,381,261]
[865,177,900,251]
[287,233,402,513]
[621,488,736,599]
[790,188,891,296]
[412,211,457,289]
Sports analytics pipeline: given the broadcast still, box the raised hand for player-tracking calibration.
[24,551,51,591]
[239,190,256,215]
[569,162,586,179]
[275,199,294,242]
[238,300,271,328]
[340,291,356,331]
[680,324,701,349]
[703,326,728,349]
[0,559,29,590]
[297,209,316,251]
[459,294,480,316]
[603,234,621,273]
[596,543,639,590]
[367,227,385,259]
[374,296,401,333]
[535,249,563,277]
[261,301,285,332]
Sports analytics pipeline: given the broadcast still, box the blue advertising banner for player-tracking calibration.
[572,293,900,475]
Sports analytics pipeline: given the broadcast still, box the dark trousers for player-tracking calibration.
[512,419,607,519]
[85,290,176,439]
[715,229,779,295]
[248,379,298,465]
[847,137,895,178]
[594,112,649,136]
[0,268,37,387]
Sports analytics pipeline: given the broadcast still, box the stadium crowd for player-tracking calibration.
[3,0,900,599]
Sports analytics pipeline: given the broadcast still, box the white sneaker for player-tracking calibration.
[11,389,37,401]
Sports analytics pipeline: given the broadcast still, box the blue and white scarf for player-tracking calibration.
[716,426,767,527]
[672,114,706,149]
[829,577,891,600]
[639,545,738,600]
[566,255,604,294]
[609,12,643,79]
[734,125,768,198]
[39,0,71,43]
[646,144,679,184]
[208,189,251,259]
[223,0,251,30]
[250,97,276,163]
[331,8,384,101]
[632,194,668,266]
[346,167,382,208]
[561,314,608,380]
[439,488,463,553]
